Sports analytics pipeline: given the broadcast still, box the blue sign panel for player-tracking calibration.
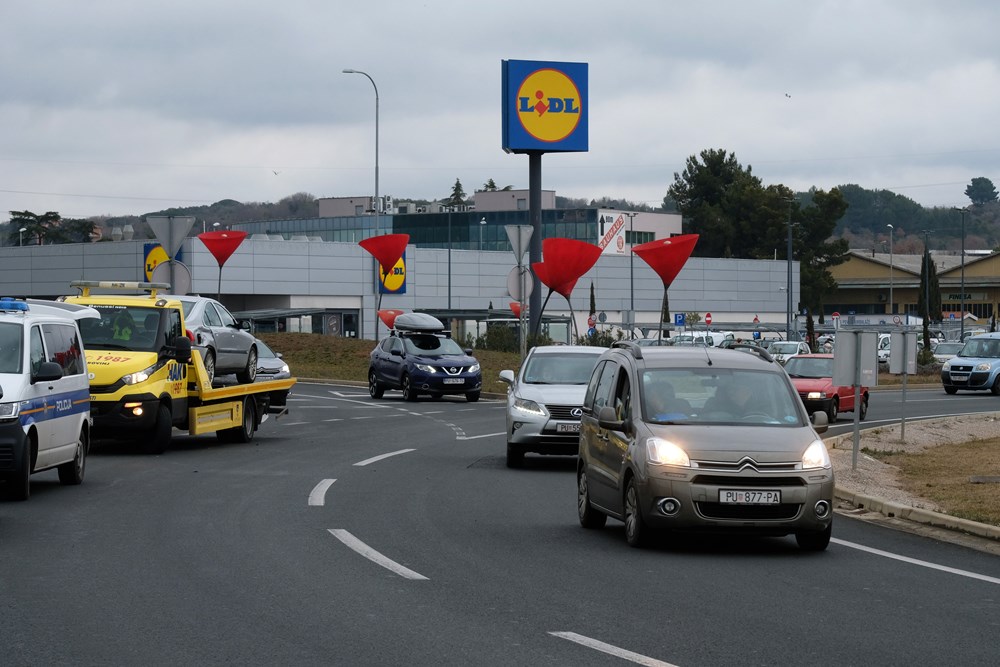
[502,60,588,153]
[674,313,686,326]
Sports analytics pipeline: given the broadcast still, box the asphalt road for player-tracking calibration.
[2,384,999,666]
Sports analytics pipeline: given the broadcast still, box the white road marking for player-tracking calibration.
[549,632,677,666]
[328,529,428,580]
[308,479,336,506]
[278,421,308,426]
[354,449,416,466]
[832,538,1000,585]
[322,418,344,422]
[458,432,506,440]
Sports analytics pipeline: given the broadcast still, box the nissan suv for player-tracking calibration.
[369,326,482,402]
[576,341,834,550]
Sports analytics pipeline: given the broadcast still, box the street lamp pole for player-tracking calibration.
[479,216,486,251]
[19,226,26,246]
[342,69,379,237]
[624,212,638,338]
[886,224,894,317]
[786,200,794,340]
[954,207,968,340]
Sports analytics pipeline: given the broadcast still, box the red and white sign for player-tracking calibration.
[598,215,625,253]
[705,312,713,325]
[587,315,596,327]
[831,311,840,318]
[753,315,759,324]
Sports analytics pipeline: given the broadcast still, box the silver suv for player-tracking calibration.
[577,342,834,550]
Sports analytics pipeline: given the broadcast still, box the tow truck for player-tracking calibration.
[62,281,295,454]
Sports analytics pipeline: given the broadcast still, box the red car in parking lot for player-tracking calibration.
[782,353,868,422]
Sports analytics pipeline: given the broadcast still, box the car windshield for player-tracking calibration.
[256,340,277,358]
[402,334,464,356]
[959,339,1000,358]
[768,342,800,354]
[641,368,804,426]
[934,343,962,355]
[78,305,163,352]
[783,357,833,379]
[522,353,599,385]
[0,322,23,374]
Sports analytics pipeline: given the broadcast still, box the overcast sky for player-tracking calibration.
[2,1,997,219]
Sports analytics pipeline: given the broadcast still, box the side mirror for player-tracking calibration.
[390,348,402,357]
[597,405,625,432]
[275,351,283,359]
[32,361,64,384]
[464,348,473,356]
[173,335,192,365]
[499,369,515,384]
[811,410,829,434]
[239,320,252,331]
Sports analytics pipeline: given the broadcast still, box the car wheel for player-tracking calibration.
[992,376,1000,396]
[236,345,258,384]
[859,394,868,421]
[57,426,88,486]
[944,386,958,395]
[402,374,418,402]
[506,442,524,468]
[795,523,832,552]
[368,370,384,399]
[577,469,607,529]
[5,432,33,501]
[465,391,480,403]
[827,397,839,423]
[624,477,650,548]
[203,348,217,384]
[143,404,172,455]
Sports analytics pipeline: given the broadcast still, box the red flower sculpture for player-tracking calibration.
[509,302,522,318]
[198,230,248,267]
[378,309,406,329]
[359,233,410,276]
[535,238,602,298]
[633,234,699,286]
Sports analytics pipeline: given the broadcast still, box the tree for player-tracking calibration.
[445,179,466,207]
[965,177,998,207]
[482,179,498,192]
[795,188,850,331]
[917,244,942,352]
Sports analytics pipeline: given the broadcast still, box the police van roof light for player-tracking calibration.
[0,297,29,312]
[70,280,172,297]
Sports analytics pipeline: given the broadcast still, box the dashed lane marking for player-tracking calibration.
[549,632,677,666]
[308,479,336,506]
[328,529,428,580]
[832,538,1000,585]
[353,449,417,466]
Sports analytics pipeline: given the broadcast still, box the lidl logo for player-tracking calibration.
[378,253,407,294]
[516,69,581,143]
[502,59,588,154]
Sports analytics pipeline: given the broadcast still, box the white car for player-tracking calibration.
[0,298,97,500]
[767,340,812,364]
[932,341,964,363]
[498,345,605,468]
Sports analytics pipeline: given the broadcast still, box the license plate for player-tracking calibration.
[442,378,464,385]
[719,489,781,505]
[556,423,581,433]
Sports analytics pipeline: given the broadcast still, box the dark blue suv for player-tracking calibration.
[369,329,482,402]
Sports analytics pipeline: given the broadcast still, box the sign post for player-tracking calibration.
[505,224,534,360]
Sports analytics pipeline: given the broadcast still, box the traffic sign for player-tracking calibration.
[587,315,596,327]
[705,312,712,325]
[831,311,840,318]
[674,313,686,326]
[753,315,759,324]
[506,266,534,300]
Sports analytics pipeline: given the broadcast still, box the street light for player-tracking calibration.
[624,212,638,337]
[342,69,379,237]
[785,199,794,340]
[18,226,26,246]
[954,207,969,340]
[886,223,894,318]
[479,216,486,251]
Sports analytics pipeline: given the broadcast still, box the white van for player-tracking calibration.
[0,298,97,500]
[674,331,735,347]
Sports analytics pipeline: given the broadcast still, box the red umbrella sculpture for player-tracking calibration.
[509,302,522,318]
[530,238,602,340]
[359,233,410,334]
[632,234,699,340]
[198,230,249,300]
[377,309,406,330]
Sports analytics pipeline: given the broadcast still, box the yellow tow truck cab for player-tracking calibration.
[63,281,295,454]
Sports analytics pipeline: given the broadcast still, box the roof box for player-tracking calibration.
[393,312,445,332]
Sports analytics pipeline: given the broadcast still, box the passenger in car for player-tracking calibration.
[645,382,691,421]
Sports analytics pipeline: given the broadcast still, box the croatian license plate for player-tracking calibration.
[719,489,781,505]
[442,378,464,385]
[556,423,581,433]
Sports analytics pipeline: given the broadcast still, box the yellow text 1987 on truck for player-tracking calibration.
[62,281,295,454]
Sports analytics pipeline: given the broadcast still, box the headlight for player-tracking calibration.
[120,363,157,385]
[806,391,827,399]
[801,439,831,469]
[279,363,290,374]
[469,363,481,373]
[646,437,690,467]
[512,396,545,416]
[414,364,437,373]
[975,363,992,372]
[0,402,20,421]
[942,361,951,371]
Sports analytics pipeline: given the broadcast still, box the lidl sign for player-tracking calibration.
[377,251,406,294]
[502,60,588,153]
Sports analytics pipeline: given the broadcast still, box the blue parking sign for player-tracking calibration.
[674,313,685,326]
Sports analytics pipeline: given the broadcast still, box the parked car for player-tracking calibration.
[576,342,833,551]
[932,341,964,363]
[941,333,1000,394]
[254,338,291,380]
[498,345,605,468]
[783,354,868,422]
[766,340,811,364]
[174,296,257,385]
[635,337,673,347]
[368,313,482,402]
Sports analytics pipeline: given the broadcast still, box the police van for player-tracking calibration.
[0,297,98,501]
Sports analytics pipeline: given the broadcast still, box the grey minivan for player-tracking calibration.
[576,342,834,550]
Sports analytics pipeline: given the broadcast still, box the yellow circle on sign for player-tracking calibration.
[516,68,582,143]
[380,257,406,292]
[145,245,169,281]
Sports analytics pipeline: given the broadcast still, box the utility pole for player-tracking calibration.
[624,211,638,338]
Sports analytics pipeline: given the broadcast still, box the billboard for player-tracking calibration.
[502,59,588,153]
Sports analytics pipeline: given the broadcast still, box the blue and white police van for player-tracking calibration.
[0,298,98,500]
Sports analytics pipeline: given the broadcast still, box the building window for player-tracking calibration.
[517,198,527,211]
